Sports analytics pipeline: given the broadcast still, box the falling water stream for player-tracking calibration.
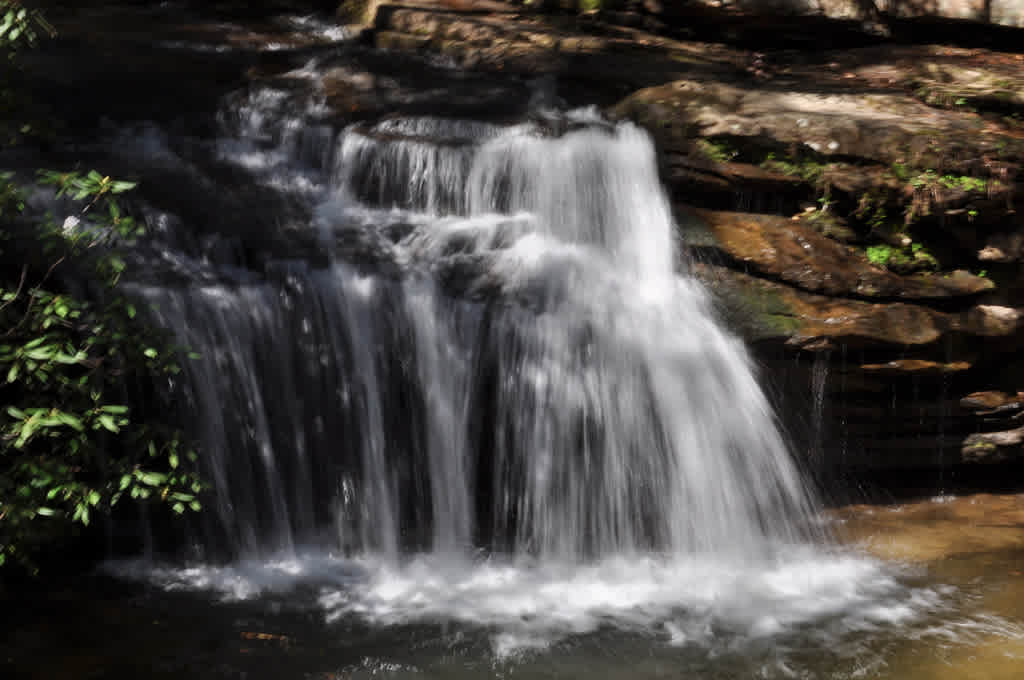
[6,8,1024,679]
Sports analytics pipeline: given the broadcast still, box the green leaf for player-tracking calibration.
[36,507,56,517]
[6,362,19,383]
[97,414,119,433]
[87,491,101,507]
[138,471,167,486]
[143,347,158,359]
[110,181,136,194]
[23,345,56,360]
[169,452,179,469]
[172,502,185,514]
[54,412,84,431]
[100,405,129,414]
[15,413,41,447]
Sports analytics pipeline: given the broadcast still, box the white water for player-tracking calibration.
[109,65,941,655]
[110,547,952,658]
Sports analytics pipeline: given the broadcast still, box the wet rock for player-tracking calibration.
[688,208,994,300]
[860,359,972,375]
[962,426,1024,462]
[693,262,955,349]
[960,390,1023,410]
[964,304,1024,337]
[978,231,1024,263]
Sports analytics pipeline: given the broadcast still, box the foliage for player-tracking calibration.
[865,241,938,273]
[1,1,53,147]
[696,138,739,164]
[865,244,893,267]
[0,169,203,572]
[761,152,828,185]
[0,1,52,52]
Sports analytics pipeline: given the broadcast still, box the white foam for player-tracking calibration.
[107,547,954,657]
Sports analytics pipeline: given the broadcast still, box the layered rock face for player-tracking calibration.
[361,2,1024,476]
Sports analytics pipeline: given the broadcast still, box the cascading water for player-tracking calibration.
[141,108,818,560]
[108,58,940,657]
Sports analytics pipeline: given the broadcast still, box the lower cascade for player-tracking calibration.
[113,88,934,654]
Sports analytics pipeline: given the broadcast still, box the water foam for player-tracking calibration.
[107,547,949,657]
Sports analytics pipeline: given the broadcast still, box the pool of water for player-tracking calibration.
[3,494,1023,680]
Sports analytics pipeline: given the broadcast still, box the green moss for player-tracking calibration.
[713,276,803,341]
[866,244,893,267]
[763,313,802,334]
[761,152,827,184]
[891,161,912,182]
[938,174,987,192]
[865,241,939,273]
[696,138,739,164]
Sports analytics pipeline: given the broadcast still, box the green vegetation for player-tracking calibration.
[696,138,739,164]
[0,171,203,571]
[760,152,828,185]
[938,174,987,192]
[1,1,202,572]
[865,241,938,273]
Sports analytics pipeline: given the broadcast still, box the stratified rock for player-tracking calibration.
[693,263,954,349]
[612,78,1023,173]
[688,208,995,300]
[963,426,1024,462]
[960,391,1023,410]
[861,359,972,375]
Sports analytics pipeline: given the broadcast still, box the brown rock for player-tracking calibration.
[963,304,1024,337]
[688,209,995,300]
[963,426,1024,463]
[861,359,972,375]
[693,263,955,349]
[960,391,1021,410]
[613,78,1023,173]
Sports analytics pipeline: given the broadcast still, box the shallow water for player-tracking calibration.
[2,495,1022,679]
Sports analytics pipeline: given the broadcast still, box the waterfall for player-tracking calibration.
[134,105,819,562]
[100,68,934,659]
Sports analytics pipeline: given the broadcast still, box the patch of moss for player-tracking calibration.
[734,282,803,336]
[763,313,802,335]
[938,174,987,192]
[761,152,827,185]
[713,276,803,341]
[696,138,739,164]
[865,241,939,274]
